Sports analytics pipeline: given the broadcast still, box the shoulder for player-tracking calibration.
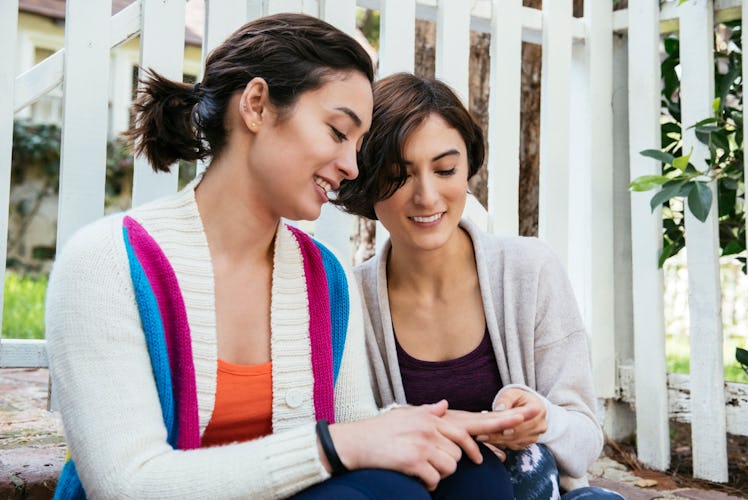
[51,213,127,279]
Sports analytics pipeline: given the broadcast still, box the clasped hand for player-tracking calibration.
[330,399,538,490]
[469,387,548,461]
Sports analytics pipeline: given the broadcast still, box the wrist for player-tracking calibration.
[316,420,349,475]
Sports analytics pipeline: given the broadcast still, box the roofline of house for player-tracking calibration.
[18,3,203,47]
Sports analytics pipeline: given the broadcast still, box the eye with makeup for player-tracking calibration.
[436,167,457,176]
[329,125,348,143]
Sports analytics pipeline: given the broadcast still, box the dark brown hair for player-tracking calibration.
[334,73,485,220]
[125,13,374,172]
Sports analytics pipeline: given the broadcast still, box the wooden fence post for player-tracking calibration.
[315,0,358,260]
[627,0,670,471]
[375,0,416,250]
[0,0,20,380]
[131,0,186,207]
[679,0,728,483]
[56,1,112,252]
[581,0,616,398]
[538,0,572,267]
[435,0,470,105]
[0,0,19,337]
[487,0,522,237]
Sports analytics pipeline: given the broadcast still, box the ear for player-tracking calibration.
[239,77,270,132]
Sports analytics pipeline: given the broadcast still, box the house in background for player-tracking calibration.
[15,0,205,137]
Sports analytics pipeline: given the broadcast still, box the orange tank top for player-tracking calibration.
[201,360,273,447]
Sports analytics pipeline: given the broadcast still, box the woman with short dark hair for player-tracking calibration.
[336,72,622,499]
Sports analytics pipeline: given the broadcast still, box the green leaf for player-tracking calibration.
[678,182,695,197]
[640,149,675,165]
[690,117,718,128]
[629,175,671,192]
[723,240,744,257]
[649,180,687,212]
[736,347,748,369]
[694,125,721,134]
[687,182,712,222]
[722,177,738,190]
[713,97,721,113]
[663,37,679,56]
[659,242,675,268]
[672,155,691,171]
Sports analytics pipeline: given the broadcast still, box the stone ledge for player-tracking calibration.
[0,447,64,500]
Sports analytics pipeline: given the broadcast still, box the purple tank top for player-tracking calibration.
[395,327,502,412]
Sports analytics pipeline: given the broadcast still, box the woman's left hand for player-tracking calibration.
[478,388,547,451]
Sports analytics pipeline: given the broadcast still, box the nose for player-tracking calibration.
[413,175,438,207]
[337,143,359,180]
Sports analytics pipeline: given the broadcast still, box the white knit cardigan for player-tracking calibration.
[46,181,377,499]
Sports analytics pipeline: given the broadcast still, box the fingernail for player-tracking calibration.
[503,428,514,436]
[476,434,489,442]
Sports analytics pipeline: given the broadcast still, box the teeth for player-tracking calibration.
[314,177,332,193]
[411,213,443,223]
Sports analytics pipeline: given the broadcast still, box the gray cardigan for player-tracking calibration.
[355,218,603,488]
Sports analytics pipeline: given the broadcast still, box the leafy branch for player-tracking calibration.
[627,27,745,272]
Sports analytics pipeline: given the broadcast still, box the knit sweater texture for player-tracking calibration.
[355,218,603,490]
[45,180,377,499]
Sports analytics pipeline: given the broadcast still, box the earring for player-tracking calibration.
[250,122,257,129]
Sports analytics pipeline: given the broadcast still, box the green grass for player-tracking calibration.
[667,334,748,383]
[2,271,47,339]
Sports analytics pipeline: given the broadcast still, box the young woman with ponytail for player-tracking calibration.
[45,13,534,499]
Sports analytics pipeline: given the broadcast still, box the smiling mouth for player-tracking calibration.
[410,213,444,223]
[314,176,334,198]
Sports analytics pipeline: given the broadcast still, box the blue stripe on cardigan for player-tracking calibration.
[123,226,178,447]
[314,240,349,384]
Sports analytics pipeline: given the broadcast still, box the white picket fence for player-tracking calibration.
[1,0,746,484]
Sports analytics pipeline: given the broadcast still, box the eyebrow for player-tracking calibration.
[334,106,362,128]
[403,149,461,165]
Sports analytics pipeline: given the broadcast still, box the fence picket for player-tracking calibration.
[435,0,470,105]
[0,0,19,358]
[374,0,416,250]
[313,0,359,261]
[266,0,305,14]
[679,0,728,483]
[378,0,415,76]
[486,0,521,236]
[56,1,112,250]
[320,0,356,33]
[580,0,616,398]
[627,0,670,471]
[538,0,572,266]
[131,0,186,207]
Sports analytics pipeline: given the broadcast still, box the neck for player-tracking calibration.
[386,225,475,296]
[195,157,278,264]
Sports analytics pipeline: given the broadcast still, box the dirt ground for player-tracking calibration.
[605,420,748,498]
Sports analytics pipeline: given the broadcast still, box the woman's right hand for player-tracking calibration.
[328,400,530,490]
